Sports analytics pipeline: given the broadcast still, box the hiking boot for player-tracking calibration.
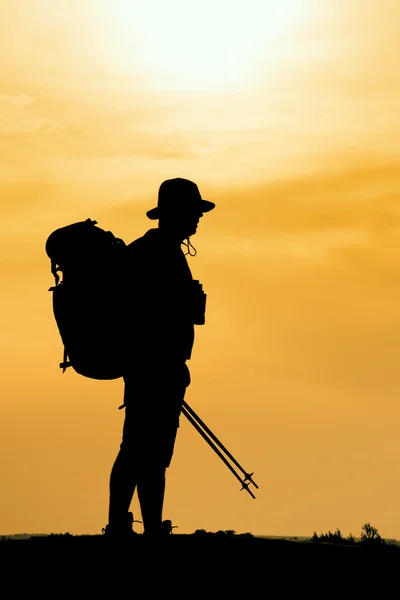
[143,519,177,537]
[102,512,141,539]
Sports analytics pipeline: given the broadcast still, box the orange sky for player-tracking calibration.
[1,0,400,538]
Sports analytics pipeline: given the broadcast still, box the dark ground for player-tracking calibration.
[1,532,399,594]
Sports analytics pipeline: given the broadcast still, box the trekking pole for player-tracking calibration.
[181,403,258,498]
[182,400,259,491]
[181,405,256,499]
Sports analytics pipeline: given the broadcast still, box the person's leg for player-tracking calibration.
[108,447,137,527]
[110,362,190,534]
[137,466,166,534]
[106,381,139,532]
[136,366,188,534]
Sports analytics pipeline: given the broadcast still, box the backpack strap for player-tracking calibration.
[59,347,72,373]
[50,260,61,286]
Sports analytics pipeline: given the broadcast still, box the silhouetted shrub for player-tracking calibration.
[216,530,227,537]
[312,528,355,545]
[312,523,389,547]
[360,523,385,547]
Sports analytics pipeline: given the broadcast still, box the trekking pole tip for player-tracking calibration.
[243,472,259,489]
[240,481,256,499]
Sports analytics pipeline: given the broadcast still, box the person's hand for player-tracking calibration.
[192,280,206,325]
[192,279,204,294]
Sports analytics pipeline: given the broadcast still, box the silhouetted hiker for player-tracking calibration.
[103,178,215,538]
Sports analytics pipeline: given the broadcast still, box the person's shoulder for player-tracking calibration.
[127,229,161,265]
[128,229,159,251]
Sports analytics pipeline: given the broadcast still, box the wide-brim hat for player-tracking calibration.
[146,178,215,220]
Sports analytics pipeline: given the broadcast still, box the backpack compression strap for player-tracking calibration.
[50,260,61,286]
[59,347,72,373]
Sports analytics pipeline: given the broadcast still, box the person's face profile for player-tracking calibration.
[160,206,203,239]
[179,209,203,238]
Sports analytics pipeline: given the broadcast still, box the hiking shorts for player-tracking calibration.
[120,362,190,469]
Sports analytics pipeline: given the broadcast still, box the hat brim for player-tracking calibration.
[146,199,215,220]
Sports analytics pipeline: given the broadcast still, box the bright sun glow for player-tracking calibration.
[102,0,312,91]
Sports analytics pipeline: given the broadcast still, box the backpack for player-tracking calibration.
[45,218,132,380]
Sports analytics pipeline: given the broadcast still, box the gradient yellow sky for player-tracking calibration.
[1,0,400,537]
